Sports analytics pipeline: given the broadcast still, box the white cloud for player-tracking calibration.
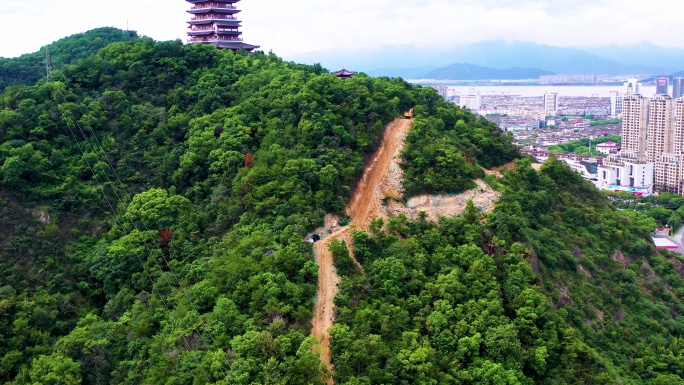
[246,0,684,55]
[0,0,188,58]
[0,0,683,58]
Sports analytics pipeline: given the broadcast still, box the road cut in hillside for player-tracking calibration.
[311,117,413,385]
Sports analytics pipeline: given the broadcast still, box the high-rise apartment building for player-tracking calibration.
[435,86,449,99]
[655,99,684,194]
[646,95,684,192]
[459,88,481,111]
[601,90,684,195]
[610,91,623,117]
[621,94,649,156]
[647,95,675,163]
[673,77,684,99]
[675,99,684,154]
[608,79,643,118]
[543,93,559,116]
[655,154,684,194]
[598,92,654,195]
[656,77,670,96]
[624,78,641,95]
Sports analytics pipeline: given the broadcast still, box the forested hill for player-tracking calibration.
[0,36,516,383]
[0,27,138,92]
[0,35,683,385]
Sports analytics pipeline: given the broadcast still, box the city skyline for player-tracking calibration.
[2,0,684,60]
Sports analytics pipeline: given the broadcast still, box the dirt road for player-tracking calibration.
[311,226,353,383]
[347,118,414,229]
[311,117,413,384]
[311,228,344,383]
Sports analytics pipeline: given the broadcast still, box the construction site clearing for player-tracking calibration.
[383,179,501,223]
[309,116,505,385]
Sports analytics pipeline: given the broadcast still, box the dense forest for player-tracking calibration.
[334,156,684,384]
[400,103,519,195]
[1,29,684,384]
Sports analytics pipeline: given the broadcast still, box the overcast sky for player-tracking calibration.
[1,0,683,59]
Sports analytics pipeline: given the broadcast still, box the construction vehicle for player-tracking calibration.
[404,108,414,119]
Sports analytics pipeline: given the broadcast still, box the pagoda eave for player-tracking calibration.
[188,19,240,25]
[187,9,241,15]
[186,0,238,3]
[332,68,358,80]
[213,20,241,26]
[187,21,241,28]
[332,69,358,76]
[214,41,260,51]
[187,30,216,36]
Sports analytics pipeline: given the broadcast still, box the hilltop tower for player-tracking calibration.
[186,0,259,52]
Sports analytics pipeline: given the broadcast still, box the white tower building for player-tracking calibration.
[543,93,559,116]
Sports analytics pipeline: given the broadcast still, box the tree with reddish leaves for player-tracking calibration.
[159,229,173,246]
[244,153,255,168]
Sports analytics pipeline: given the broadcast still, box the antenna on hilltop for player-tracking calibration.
[45,46,53,82]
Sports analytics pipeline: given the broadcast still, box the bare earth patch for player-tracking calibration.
[384,179,501,222]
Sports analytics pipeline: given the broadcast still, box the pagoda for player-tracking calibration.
[186,0,259,52]
[332,67,358,80]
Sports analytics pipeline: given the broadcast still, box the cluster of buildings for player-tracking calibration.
[611,78,684,117]
[514,125,621,150]
[539,75,600,84]
[599,79,684,196]
[444,78,684,197]
[448,89,611,131]
[514,79,684,197]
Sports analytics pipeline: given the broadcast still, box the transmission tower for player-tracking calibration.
[45,47,53,82]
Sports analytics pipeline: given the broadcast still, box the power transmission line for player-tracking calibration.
[44,53,227,381]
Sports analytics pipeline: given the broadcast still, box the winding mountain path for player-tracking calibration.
[312,117,413,384]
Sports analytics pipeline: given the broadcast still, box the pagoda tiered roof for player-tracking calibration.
[186,0,259,52]
[332,68,358,79]
[188,9,241,15]
[214,41,260,50]
[187,19,241,27]
[187,5,241,15]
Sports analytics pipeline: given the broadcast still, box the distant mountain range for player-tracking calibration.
[581,42,684,71]
[424,63,553,80]
[289,40,684,79]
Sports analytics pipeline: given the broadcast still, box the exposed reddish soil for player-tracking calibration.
[311,117,413,384]
[311,227,345,384]
[347,118,414,229]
